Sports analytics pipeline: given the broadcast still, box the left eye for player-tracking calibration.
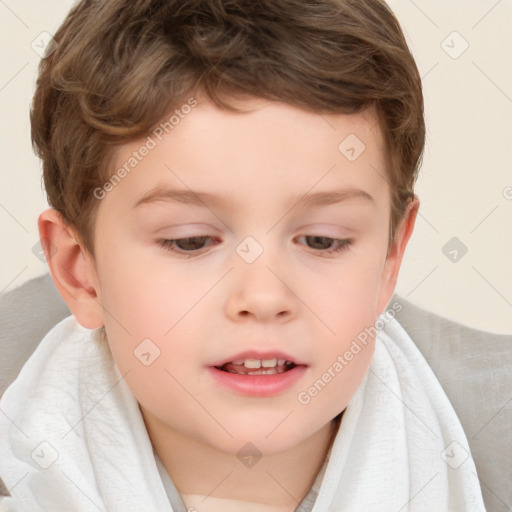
[297,235,352,255]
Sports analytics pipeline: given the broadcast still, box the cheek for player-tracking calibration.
[96,239,202,332]
[306,253,384,398]
[305,282,379,419]
[312,257,385,335]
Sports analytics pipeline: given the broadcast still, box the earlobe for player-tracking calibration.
[376,196,420,315]
[38,208,104,329]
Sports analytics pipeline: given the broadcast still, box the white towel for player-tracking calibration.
[0,314,486,511]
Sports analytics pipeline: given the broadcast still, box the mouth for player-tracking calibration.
[215,358,298,376]
[207,352,307,396]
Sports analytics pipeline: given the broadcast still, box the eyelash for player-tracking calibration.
[156,235,352,258]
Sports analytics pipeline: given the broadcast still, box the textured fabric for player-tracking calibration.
[394,299,512,512]
[309,316,487,511]
[0,313,486,511]
[0,273,70,398]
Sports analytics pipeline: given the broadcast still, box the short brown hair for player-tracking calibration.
[31,0,425,256]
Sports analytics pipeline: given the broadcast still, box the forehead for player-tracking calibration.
[106,98,389,213]
[159,97,384,160]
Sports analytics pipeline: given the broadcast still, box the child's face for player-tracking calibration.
[84,97,410,454]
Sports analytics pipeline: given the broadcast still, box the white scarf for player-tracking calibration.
[0,314,485,511]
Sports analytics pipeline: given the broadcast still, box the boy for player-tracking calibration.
[0,1,486,511]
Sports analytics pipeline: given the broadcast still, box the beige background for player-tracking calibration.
[0,0,511,334]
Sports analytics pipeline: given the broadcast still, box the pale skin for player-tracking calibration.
[39,96,419,512]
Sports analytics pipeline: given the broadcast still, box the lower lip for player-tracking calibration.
[206,365,307,397]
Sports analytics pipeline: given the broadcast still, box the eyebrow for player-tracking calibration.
[133,186,375,210]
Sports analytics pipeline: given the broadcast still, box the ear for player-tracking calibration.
[38,208,104,329]
[376,195,420,315]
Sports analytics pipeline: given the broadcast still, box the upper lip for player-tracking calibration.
[209,350,307,368]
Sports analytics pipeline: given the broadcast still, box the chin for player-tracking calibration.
[200,415,326,456]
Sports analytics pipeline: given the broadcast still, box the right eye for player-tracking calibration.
[157,236,217,257]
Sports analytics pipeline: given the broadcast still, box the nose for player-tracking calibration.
[225,252,296,323]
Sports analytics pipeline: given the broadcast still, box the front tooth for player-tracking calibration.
[244,359,261,369]
[261,359,277,368]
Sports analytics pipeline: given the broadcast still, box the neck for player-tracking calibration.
[142,410,342,512]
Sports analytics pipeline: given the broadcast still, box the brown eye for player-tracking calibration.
[157,236,217,257]
[296,235,352,255]
[174,236,210,251]
[304,236,335,250]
